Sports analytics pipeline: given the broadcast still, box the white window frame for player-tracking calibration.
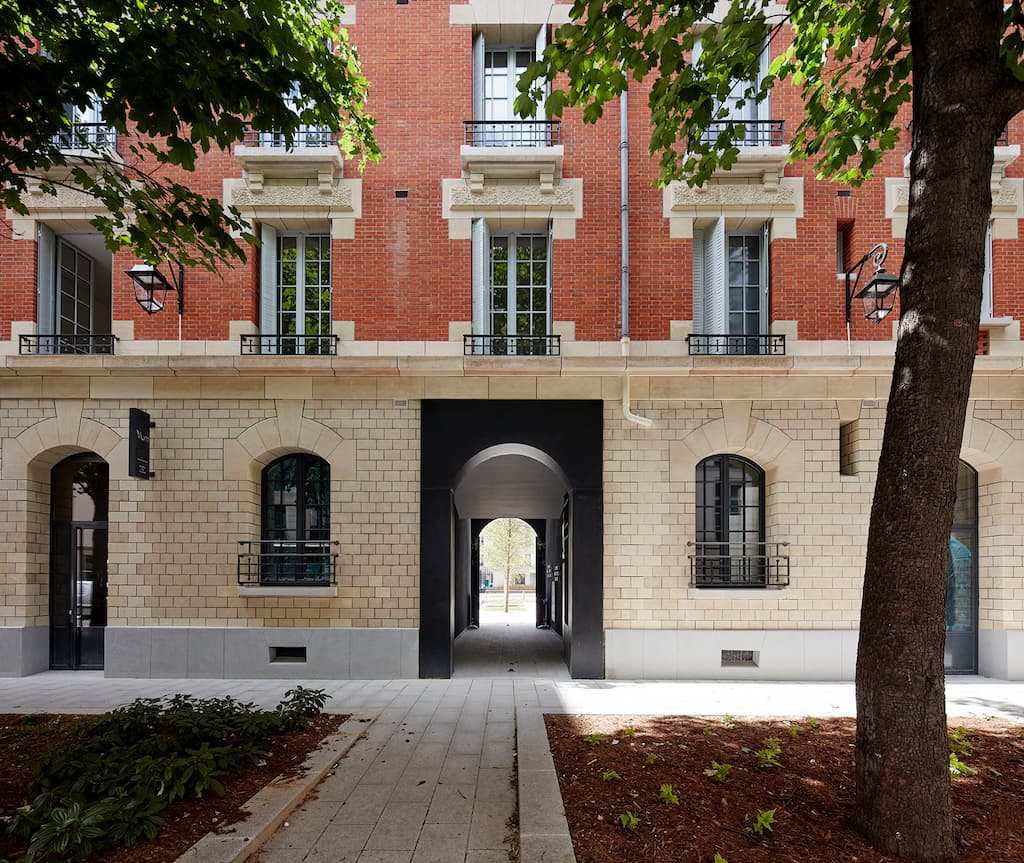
[259,225,332,353]
[471,219,552,354]
[57,238,94,337]
[472,26,547,146]
[693,219,770,350]
[692,37,771,129]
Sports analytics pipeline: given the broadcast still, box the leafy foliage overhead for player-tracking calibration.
[514,0,1024,187]
[0,0,378,267]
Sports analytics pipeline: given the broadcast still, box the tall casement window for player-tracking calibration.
[260,454,332,585]
[692,39,776,145]
[259,225,332,355]
[31,228,114,355]
[692,219,770,354]
[692,455,769,587]
[470,26,549,146]
[471,219,553,355]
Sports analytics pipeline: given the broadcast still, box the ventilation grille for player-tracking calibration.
[721,649,758,668]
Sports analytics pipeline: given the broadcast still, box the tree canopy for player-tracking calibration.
[0,0,378,267]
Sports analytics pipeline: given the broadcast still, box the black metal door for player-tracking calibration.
[50,521,108,669]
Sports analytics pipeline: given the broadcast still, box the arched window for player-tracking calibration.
[258,454,332,585]
[692,455,780,587]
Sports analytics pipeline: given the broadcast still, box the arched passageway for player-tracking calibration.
[420,400,603,679]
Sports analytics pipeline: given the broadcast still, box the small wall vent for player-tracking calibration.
[721,649,758,668]
[270,646,307,663]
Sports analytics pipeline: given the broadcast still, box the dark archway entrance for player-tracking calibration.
[421,400,603,678]
[50,453,109,669]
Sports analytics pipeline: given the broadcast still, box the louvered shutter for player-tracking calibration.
[37,224,56,335]
[692,230,705,338]
[982,222,993,319]
[471,218,488,342]
[472,31,485,124]
[760,221,770,332]
[704,217,726,337]
[260,223,278,337]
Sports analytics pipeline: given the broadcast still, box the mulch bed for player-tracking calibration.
[545,714,1024,863]
[0,712,346,863]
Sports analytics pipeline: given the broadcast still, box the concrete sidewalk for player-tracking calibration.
[2,672,1022,863]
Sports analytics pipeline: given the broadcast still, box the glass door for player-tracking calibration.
[50,455,108,669]
[945,461,978,673]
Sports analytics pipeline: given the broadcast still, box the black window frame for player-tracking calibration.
[257,453,332,586]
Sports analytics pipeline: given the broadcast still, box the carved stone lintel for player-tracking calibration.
[670,181,797,209]
[232,184,355,210]
[449,181,577,210]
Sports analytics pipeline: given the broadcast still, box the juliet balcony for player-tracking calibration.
[688,541,791,589]
[237,540,338,587]
[686,333,786,356]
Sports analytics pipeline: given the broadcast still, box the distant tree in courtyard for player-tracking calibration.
[480,518,535,613]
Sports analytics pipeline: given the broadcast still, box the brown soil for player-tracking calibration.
[0,712,346,863]
[545,714,1024,863]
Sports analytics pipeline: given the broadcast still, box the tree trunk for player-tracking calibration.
[854,2,1006,859]
[504,521,512,613]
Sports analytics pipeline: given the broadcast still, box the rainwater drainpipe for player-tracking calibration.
[619,84,655,429]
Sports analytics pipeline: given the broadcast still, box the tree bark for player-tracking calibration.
[854,1,1007,859]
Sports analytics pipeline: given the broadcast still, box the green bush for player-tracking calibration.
[7,687,327,861]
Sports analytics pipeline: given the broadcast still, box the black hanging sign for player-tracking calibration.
[128,408,155,479]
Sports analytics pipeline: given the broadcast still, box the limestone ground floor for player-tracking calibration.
[2,369,1022,680]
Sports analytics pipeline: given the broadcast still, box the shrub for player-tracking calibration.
[7,687,327,861]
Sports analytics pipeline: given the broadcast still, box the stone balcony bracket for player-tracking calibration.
[235,145,344,194]
[460,145,564,194]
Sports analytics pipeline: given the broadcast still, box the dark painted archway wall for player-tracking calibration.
[420,400,603,678]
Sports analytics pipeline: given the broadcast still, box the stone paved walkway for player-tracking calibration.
[2,628,1023,863]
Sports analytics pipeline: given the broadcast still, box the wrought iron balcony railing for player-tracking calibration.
[463,120,562,148]
[20,334,118,355]
[687,333,786,356]
[240,334,339,356]
[52,123,117,152]
[688,541,790,588]
[241,125,335,148]
[700,119,785,147]
[464,334,560,357]
[238,540,338,586]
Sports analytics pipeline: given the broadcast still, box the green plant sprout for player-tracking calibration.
[754,738,782,768]
[658,783,679,805]
[645,752,658,765]
[584,733,604,746]
[624,727,637,737]
[602,770,622,782]
[619,811,640,831]
[746,808,776,836]
[703,760,732,782]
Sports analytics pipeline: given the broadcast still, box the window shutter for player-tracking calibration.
[757,42,771,124]
[761,221,770,332]
[471,218,488,337]
[704,217,726,336]
[472,31,485,122]
[692,229,705,335]
[259,223,278,335]
[36,224,56,334]
[982,222,993,319]
[546,221,553,332]
[535,25,548,115]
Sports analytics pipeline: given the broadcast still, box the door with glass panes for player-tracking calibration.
[277,234,331,354]
[483,47,535,145]
[488,232,551,355]
[946,461,978,673]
